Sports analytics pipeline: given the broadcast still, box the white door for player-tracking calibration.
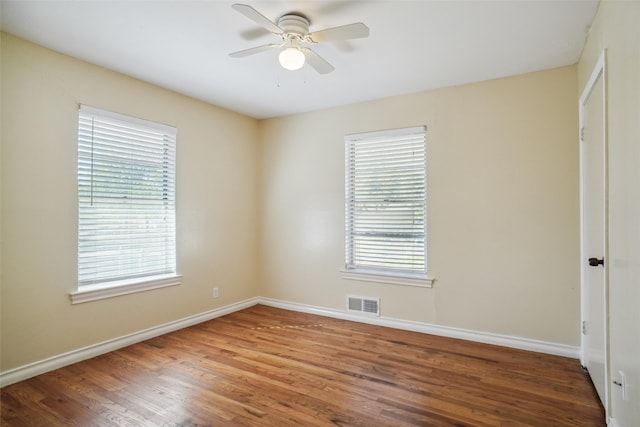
[580,51,608,411]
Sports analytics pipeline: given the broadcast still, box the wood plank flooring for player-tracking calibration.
[1,305,604,426]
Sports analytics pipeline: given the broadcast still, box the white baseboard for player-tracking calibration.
[1,296,579,388]
[0,297,260,388]
[258,297,580,359]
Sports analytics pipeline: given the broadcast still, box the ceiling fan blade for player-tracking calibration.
[232,4,283,34]
[307,22,369,43]
[229,44,281,58]
[302,48,335,74]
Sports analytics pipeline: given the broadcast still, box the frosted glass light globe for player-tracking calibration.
[279,47,305,71]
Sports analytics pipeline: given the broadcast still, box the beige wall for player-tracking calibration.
[259,66,580,345]
[2,30,585,375]
[578,1,640,425]
[0,34,260,371]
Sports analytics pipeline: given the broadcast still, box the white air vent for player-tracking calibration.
[347,295,380,316]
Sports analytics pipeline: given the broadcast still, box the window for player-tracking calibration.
[72,105,180,303]
[344,126,431,287]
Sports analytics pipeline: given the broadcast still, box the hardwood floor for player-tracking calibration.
[1,305,604,426]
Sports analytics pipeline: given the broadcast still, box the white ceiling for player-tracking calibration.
[1,0,599,119]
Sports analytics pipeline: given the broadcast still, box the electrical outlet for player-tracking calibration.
[213,287,219,299]
[620,370,627,401]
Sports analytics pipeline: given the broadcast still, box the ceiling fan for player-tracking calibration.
[229,3,370,74]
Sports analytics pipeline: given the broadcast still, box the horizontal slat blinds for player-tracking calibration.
[345,126,427,276]
[78,105,177,286]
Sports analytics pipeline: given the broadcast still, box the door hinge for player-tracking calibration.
[582,320,587,335]
[580,127,585,141]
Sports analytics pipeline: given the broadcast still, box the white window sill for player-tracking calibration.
[341,269,434,288]
[70,274,182,304]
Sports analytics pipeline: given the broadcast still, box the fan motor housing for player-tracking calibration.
[278,14,310,36]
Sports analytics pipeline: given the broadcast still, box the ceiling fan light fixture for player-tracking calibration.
[279,47,305,71]
[230,4,369,75]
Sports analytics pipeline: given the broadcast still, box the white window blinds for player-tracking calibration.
[77,105,177,286]
[345,126,427,276]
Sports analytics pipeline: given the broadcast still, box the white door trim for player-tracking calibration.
[578,49,610,418]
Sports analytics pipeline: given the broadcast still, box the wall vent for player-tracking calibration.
[347,295,380,316]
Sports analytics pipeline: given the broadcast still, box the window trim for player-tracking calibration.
[70,273,182,304]
[74,105,179,301]
[341,269,433,288]
[344,125,431,286]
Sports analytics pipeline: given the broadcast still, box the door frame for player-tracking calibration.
[578,49,609,417]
